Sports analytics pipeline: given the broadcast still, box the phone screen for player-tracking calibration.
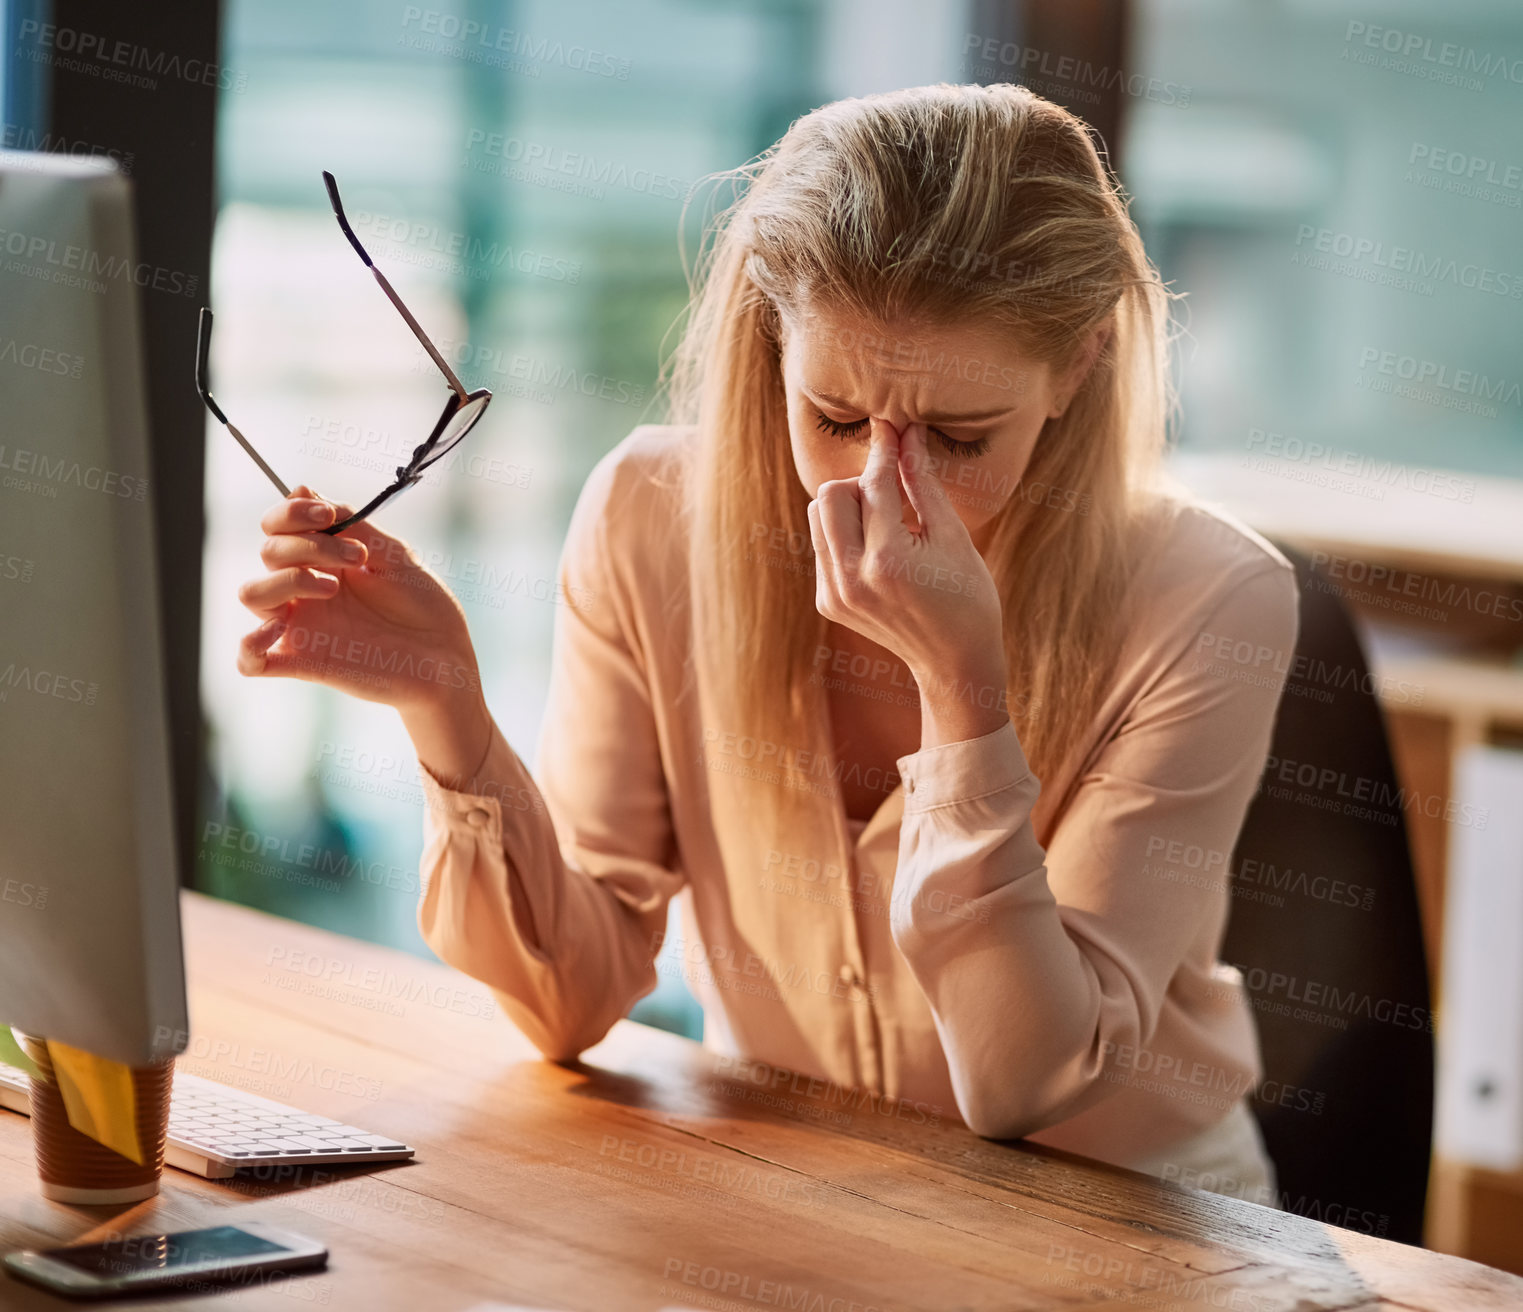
[44,1226,290,1277]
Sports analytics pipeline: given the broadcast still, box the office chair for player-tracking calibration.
[1223,544,1434,1246]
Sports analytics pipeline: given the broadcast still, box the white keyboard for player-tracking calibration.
[0,1060,413,1180]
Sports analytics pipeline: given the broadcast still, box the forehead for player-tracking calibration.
[780,302,1037,409]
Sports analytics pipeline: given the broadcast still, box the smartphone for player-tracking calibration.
[3,1223,327,1300]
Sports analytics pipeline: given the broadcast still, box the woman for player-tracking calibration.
[236,83,1297,1206]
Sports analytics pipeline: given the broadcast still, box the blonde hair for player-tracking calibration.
[662,82,1178,839]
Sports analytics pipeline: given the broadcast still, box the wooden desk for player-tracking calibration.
[2,893,1520,1310]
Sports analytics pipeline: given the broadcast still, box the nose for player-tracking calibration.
[840,416,900,476]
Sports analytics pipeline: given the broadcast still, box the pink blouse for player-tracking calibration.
[416,424,1300,1167]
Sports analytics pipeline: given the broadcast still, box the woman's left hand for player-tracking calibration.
[807,419,1010,744]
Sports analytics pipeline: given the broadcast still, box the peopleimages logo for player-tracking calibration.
[1408,144,1522,191]
[1293,225,1523,299]
[16,19,248,93]
[0,662,99,706]
[1358,348,1520,411]
[463,129,687,200]
[1244,427,1478,503]
[1343,21,1523,87]
[428,336,647,406]
[0,124,134,174]
[1261,751,1489,831]
[1405,143,1522,210]
[1310,550,1523,625]
[400,7,631,79]
[0,337,84,379]
[0,445,149,500]
[350,210,582,284]
[1228,964,1433,1034]
[962,34,1192,107]
[0,226,198,297]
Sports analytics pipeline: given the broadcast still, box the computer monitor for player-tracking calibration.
[0,152,188,1064]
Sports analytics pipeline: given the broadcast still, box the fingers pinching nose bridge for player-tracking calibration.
[896,423,943,532]
[898,420,927,462]
[864,416,900,461]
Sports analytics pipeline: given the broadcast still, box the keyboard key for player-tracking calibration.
[353,1134,409,1150]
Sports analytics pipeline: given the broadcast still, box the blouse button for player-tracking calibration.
[838,963,865,1000]
[465,807,490,829]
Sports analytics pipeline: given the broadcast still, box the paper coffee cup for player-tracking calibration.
[15,1031,175,1205]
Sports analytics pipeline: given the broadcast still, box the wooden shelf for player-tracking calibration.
[1168,450,1523,583]
[1372,655,1523,727]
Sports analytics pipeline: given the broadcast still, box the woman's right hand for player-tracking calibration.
[236,485,484,724]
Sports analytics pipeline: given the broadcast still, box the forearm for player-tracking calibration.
[898,876,1097,1123]
[416,762,667,1062]
[411,708,678,1062]
[887,717,1113,1138]
[889,822,1108,1133]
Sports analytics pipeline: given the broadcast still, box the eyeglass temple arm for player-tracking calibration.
[322,170,469,400]
[196,308,291,497]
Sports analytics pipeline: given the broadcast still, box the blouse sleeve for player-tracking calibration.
[415,446,684,1061]
[888,562,1299,1139]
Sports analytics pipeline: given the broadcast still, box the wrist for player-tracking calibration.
[910,647,1009,748]
[400,682,495,790]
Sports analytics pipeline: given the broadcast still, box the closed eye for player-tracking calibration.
[813,410,991,458]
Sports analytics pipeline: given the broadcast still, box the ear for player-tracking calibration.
[1047,321,1112,419]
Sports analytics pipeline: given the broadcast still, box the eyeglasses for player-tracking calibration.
[195,170,492,535]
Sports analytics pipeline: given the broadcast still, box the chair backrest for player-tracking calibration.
[1223,544,1434,1245]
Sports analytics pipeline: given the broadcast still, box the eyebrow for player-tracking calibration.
[805,388,1015,424]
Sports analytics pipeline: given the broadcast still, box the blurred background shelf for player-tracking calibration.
[1171,450,1523,583]
[1171,446,1523,1270]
